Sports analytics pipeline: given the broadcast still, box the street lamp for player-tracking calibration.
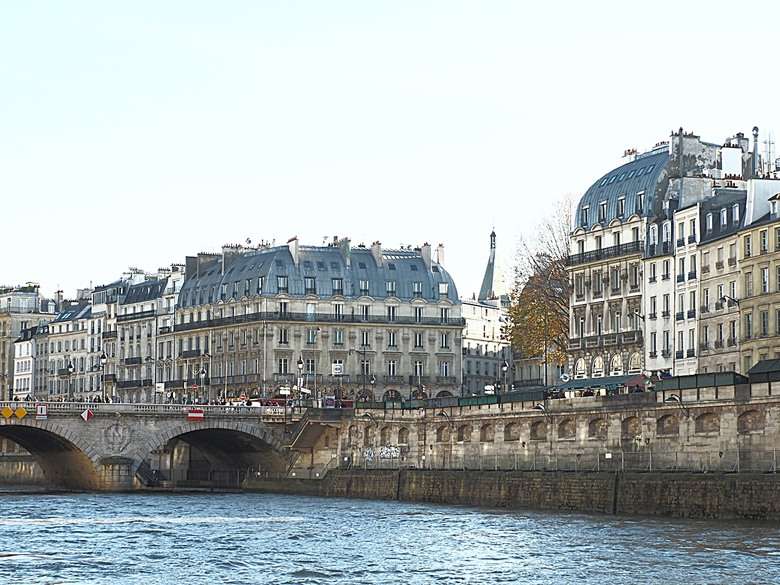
[369,374,376,402]
[99,351,108,402]
[197,367,207,404]
[720,295,740,307]
[501,359,508,396]
[666,393,691,418]
[67,361,74,401]
[297,356,304,404]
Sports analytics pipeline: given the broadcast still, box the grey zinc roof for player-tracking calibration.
[575,149,671,231]
[124,278,168,304]
[178,244,459,308]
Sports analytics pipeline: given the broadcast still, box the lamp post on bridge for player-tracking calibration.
[99,351,108,402]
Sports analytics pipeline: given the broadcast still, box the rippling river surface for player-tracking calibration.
[1,491,779,584]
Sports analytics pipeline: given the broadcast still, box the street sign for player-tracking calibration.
[187,408,204,421]
[81,409,94,422]
[332,363,343,375]
[36,404,48,420]
[192,384,198,391]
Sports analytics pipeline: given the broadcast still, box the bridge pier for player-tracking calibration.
[98,456,138,491]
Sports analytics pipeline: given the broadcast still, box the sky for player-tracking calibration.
[4,1,780,301]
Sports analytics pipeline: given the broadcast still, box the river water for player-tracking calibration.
[0,491,778,585]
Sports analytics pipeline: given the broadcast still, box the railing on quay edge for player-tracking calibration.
[347,448,779,475]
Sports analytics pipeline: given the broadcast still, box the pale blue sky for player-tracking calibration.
[3,1,780,299]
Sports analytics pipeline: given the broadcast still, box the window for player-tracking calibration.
[386,281,396,297]
[440,333,450,349]
[333,304,344,321]
[306,328,318,345]
[733,204,740,224]
[277,276,288,294]
[333,329,343,346]
[414,332,423,348]
[278,327,288,345]
[598,201,607,223]
[412,282,422,298]
[304,276,316,295]
[360,330,371,347]
[360,305,370,321]
[706,213,713,232]
[414,307,423,323]
[745,272,753,298]
[438,283,449,299]
[359,279,370,296]
[636,190,644,214]
[387,306,397,322]
[761,311,769,336]
[387,360,397,376]
[762,268,769,294]
[440,308,450,323]
[617,197,625,217]
[745,314,753,339]
[331,278,343,295]
[720,208,727,227]
[744,235,752,258]
[581,206,589,226]
[761,230,768,254]
[387,331,397,348]
[279,301,288,318]
[278,358,289,375]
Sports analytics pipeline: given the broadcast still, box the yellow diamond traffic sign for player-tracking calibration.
[14,407,27,419]
[1,406,12,419]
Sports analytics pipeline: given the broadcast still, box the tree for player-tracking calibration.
[506,196,572,384]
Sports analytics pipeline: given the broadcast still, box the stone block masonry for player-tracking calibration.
[244,470,780,521]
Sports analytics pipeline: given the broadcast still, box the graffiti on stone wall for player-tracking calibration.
[379,445,400,459]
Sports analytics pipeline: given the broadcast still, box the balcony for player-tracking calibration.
[123,356,142,365]
[662,273,671,281]
[675,311,684,321]
[662,349,671,358]
[715,301,724,310]
[117,309,156,323]
[648,275,657,283]
[687,270,697,280]
[676,237,685,248]
[716,260,724,270]
[687,309,696,319]
[675,350,684,359]
[180,349,203,359]
[159,326,172,334]
[649,312,657,320]
[102,330,118,340]
[676,274,685,283]
[649,351,657,358]
[714,340,724,349]
[727,338,737,347]
[603,334,618,346]
[702,265,710,274]
[103,373,117,383]
[686,349,695,358]
[688,234,696,244]
[565,240,644,267]
[699,342,709,351]
[728,257,737,266]
[568,339,583,350]
[662,310,670,318]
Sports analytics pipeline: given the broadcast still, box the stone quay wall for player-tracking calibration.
[244,469,780,521]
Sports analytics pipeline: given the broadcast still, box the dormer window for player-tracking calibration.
[581,206,589,226]
[598,201,607,223]
[617,196,625,217]
[732,204,740,225]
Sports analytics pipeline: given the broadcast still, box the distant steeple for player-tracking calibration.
[478,230,509,305]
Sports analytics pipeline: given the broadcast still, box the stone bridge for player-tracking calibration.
[0,402,316,491]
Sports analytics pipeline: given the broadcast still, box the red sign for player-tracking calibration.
[81,409,94,422]
[192,384,198,391]
[187,408,204,421]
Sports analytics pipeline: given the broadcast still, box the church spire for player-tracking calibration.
[478,230,508,305]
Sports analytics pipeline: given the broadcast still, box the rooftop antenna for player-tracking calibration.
[763,131,775,176]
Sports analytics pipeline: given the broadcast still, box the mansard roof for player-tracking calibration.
[178,243,459,309]
[124,278,168,305]
[575,148,671,231]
